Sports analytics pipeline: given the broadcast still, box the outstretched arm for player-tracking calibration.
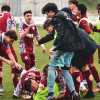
[6,48,22,69]
[38,32,55,45]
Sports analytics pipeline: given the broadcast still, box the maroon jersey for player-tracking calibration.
[19,20,39,54]
[0,34,11,58]
[21,68,41,92]
[21,68,41,84]
[0,12,16,33]
[79,17,92,33]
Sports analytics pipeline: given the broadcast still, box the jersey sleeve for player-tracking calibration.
[33,25,40,40]
[79,19,92,33]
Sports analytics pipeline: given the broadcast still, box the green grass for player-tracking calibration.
[0,27,100,100]
[80,0,100,11]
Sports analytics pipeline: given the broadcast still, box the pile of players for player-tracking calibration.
[0,0,100,100]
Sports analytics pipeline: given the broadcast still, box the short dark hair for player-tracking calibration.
[5,30,18,41]
[78,4,87,15]
[1,5,11,12]
[42,3,58,14]
[69,0,78,6]
[23,10,32,16]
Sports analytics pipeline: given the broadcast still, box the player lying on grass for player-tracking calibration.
[13,67,41,99]
[13,64,67,100]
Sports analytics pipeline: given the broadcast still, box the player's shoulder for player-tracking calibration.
[79,17,89,24]
[3,12,11,16]
[80,17,88,22]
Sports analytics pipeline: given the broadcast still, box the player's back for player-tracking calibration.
[0,12,11,33]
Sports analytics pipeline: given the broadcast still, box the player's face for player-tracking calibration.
[76,10,81,20]
[47,11,56,18]
[5,36,14,44]
[69,3,76,10]
[24,13,32,23]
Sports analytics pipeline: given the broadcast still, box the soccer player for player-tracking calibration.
[13,67,41,99]
[77,4,100,97]
[62,0,79,21]
[18,10,46,70]
[0,5,19,92]
[0,30,21,95]
[38,3,86,100]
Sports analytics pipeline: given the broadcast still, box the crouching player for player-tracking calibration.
[0,30,21,95]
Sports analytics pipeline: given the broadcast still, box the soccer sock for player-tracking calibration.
[0,67,2,85]
[65,84,71,96]
[98,48,100,60]
[0,77,2,85]
[72,71,82,93]
[82,70,93,92]
[89,65,100,83]
[13,80,22,97]
[13,74,19,88]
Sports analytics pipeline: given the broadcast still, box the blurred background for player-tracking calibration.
[0,0,100,16]
[0,0,68,16]
[0,0,99,25]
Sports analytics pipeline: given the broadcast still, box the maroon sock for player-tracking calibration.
[72,72,82,93]
[98,48,100,60]
[65,85,70,96]
[13,74,19,88]
[82,70,93,92]
[89,65,100,83]
[0,67,3,85]
[0,77,2,85]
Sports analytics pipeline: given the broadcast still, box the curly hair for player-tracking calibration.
[42,3,58,14]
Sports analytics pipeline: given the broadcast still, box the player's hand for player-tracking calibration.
[49,47,54,55]
[32,80,39,90]
[42,47,47,53]
[14,62,22,70]
[39,83,45,90]
[40,44,47,53]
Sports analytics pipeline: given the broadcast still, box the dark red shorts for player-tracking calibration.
[86,54,94,64]
[21,53,35,70]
